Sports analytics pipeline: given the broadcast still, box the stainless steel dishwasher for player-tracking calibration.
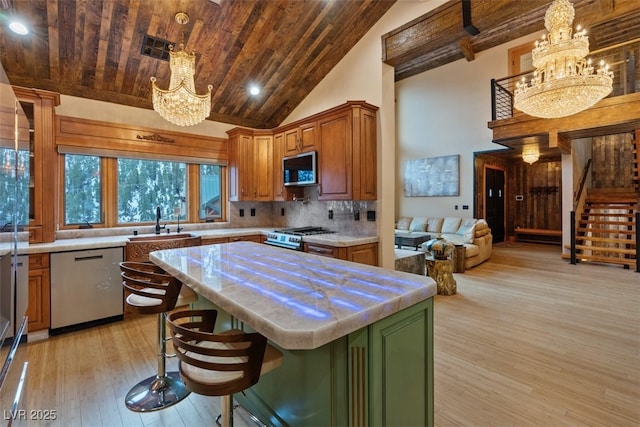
[50,247,123,334]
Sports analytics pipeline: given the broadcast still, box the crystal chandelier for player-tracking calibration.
[514,0,613,119]
[151,12,212,127]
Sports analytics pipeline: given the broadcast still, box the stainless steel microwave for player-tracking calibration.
[283,151,317,186]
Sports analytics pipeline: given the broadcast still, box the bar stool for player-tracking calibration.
[119,261,198,412]
[167,309,284,427]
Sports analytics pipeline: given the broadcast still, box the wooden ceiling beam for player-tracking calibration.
[457,36,475,61]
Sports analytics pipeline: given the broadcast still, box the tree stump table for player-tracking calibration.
[425,256,457,295]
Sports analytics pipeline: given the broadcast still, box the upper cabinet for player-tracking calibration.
[228,129,273,201]
[318,102,377,201]
[228,101,377,202]
[13,87,60,243]
[284,121,317,155]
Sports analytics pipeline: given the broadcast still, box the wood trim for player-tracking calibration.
[56,115,228,162]
[488,92,640,142]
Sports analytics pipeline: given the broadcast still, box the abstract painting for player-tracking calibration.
[403,155,459,196]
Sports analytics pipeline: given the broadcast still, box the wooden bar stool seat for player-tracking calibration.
[119,261,197,412]
[167,309,283,427]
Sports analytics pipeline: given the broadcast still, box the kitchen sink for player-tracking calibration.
[126,233,201,262]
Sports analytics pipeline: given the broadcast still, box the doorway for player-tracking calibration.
[485,167,505,243]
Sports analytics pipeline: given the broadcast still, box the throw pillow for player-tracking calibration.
[409,217,428,232]
[396,217,411,230]
[456,218,477,243]
[426,218,444,233]
[441,217,462,234]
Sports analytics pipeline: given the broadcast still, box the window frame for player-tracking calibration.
[58,155,227,230]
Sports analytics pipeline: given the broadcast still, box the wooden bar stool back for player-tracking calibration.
[119,261,194,412]
[167,309,283,427]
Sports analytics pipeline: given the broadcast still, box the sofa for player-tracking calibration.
[395,216,492,269]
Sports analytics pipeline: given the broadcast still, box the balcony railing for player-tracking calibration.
[491,39,640,121]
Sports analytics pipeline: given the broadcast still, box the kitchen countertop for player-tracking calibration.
[8,227,378,255]
[151,241,435,350]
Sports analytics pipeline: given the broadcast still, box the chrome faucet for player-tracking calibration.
[155,206,165,234]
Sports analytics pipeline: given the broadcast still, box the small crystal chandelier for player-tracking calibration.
[151,12,212,126]
[522,145,540,164]
[514,0,613,119]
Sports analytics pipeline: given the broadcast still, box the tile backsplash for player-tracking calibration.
[231,189,377,235]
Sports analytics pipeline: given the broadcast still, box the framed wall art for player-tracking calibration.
[403,154,459,197]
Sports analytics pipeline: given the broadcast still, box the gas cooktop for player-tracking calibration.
[274,226,335,236]
[266,226,334,250]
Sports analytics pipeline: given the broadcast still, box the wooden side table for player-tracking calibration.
[453,244,466,273]
[425,256,457,295]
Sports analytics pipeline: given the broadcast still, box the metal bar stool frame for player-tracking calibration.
[119,261,192,412]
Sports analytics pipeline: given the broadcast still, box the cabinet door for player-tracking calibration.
[253,135,274,201]
[27,267,50,331]
[299,121,317,152]
[354,107,377,200]
[284,128,300,155]
[284,122,316,155]
[347,243,378,266]
[273,132,286,200]
[317,110,352,200]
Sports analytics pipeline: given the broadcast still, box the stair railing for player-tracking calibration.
[635,211,640,273]
[570,159,592,265]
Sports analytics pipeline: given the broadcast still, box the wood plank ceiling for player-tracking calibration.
[1,0,638,130]
[0,0,396,129]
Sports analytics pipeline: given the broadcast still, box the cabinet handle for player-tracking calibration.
[318,184,322,196]
[74,255,103,262]
[308,246,332,255]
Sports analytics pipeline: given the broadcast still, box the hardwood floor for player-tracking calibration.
[23,243,639,426]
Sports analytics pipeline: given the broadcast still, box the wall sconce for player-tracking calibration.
[522,145,540,164]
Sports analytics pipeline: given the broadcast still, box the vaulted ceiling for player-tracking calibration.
[1,0,638,130]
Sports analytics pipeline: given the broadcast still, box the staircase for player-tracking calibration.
[634,134,639,191]
[567,189,638,268]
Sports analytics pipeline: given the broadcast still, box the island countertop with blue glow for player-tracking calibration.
[150,241,437,350]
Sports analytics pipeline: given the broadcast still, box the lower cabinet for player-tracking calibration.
[303,242,378,266]
[202,234,264,246]
[27,253,51,332]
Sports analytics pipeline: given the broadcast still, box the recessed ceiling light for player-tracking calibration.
[9,21,29,35]
[249,85,260,96]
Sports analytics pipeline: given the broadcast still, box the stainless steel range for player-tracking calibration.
[265,226,334,250]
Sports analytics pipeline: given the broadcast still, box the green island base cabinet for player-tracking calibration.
[151,242,435,427]
[227,298,432,427]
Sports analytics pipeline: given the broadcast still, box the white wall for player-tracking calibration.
[395,32,541,219]
[56,94,235,138]
[283,0,448,268]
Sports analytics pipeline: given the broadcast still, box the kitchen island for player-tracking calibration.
[151,241,436,427]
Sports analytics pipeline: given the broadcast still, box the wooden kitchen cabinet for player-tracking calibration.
[201,236,229,245]
[228,129,273,201]
[303,242,378,266]
[284,121,317,155]
[228,234,264,243]
[13,87,60,243]
[27,253,51,331]
[317,102,377,201]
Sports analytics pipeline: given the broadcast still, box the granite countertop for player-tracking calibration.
[13,227,378,255]
[151,241,435,350]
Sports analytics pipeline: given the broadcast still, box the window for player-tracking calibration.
[199,164,222,220]
[64,154,101,225]
[62,154,223,228]
[0,148,30,227]
[117,158,187,224]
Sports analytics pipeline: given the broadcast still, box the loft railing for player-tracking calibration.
[491,38,640,121]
